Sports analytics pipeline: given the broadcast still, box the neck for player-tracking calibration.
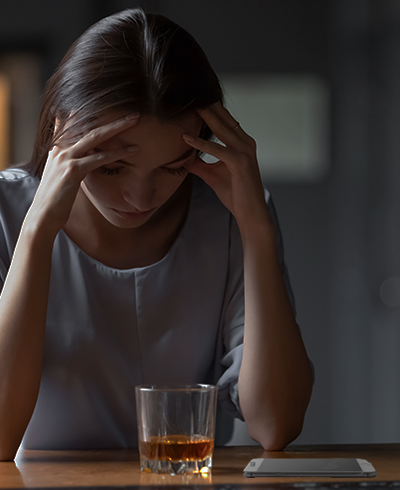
[63,176,192,269]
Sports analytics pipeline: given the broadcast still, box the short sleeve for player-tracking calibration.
[0,169,39,288]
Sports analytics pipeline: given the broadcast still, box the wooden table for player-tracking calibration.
[0,444,398,488]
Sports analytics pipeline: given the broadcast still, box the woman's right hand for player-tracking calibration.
[0,114,142,461]
[25,113,140,239]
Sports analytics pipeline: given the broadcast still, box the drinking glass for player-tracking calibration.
[135,384,218,475]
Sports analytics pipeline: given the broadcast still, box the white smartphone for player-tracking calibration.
[243,458,377,478]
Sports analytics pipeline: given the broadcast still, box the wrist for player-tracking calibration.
[237,205,276,243]
[19,211,59,251]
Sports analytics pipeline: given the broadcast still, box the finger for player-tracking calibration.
[203,103,246,136]
[69,113,140,157]
[203,102,238,129]
[198,108,241,147]
[199,103,253,146]
[56,113,139,148]
[183,133,236,163]
[73,145,139,173]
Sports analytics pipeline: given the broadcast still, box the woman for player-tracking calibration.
[0,8,313,460]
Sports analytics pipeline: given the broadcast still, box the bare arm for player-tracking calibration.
[0,114,140,460]
[183,103,313,450]
[238,217,313,449]
[0,219,55,460]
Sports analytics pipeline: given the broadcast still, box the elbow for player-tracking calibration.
[239,364,313,450]
[0,431,22,461]
[247,417,304,451]
[0,446,18,462]
[248,424,303,451]
[243,395,310,451]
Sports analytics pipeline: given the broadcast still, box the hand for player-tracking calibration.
[26,114,140,238]
[183,103,270,230]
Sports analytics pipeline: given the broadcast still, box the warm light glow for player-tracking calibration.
[0,74,10,171]
[200,466,211,478]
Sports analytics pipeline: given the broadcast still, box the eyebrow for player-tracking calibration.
[162,148,195,167]
[117,148,195,168]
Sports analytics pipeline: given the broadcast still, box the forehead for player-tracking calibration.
[92,113,203,168]
[114,114,202,146]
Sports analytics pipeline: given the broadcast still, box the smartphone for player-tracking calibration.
[243,458,377,478]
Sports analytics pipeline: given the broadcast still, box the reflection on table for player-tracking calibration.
[0,444,398,488]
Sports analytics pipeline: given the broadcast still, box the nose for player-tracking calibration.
[121,177,155,212]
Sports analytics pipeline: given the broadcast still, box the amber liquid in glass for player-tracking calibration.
[139,434,214,462]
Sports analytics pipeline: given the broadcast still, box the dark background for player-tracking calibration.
[1,0,400,445]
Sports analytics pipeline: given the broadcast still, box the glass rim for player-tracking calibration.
[135,383,218,393]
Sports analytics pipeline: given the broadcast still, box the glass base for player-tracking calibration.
[140,454,212,475]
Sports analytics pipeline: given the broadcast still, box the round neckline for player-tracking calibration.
[58,175,199,273]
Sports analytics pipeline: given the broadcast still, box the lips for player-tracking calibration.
[112,208,156,220]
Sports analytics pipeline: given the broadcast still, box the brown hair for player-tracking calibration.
[28,8,223,177]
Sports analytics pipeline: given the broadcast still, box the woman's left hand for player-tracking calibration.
[185,103,313,450]
[183,102,270,230]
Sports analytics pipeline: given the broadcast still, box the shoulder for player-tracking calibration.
[0,167,38,183]
[0,168,39,218]
[0,168,39,192]
[0,168,29,180]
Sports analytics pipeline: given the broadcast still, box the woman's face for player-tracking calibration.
[80,114,203,229]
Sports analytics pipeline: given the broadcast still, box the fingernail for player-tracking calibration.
[126,113,140,120]
[127,146,138,152]
[183,134,195,142]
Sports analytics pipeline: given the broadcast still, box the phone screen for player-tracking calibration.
[244,458,377,478]
[258,459,362,473]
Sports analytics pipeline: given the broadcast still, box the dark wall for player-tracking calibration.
[2,0,399,445]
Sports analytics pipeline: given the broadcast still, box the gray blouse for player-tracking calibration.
[0,169,294,449]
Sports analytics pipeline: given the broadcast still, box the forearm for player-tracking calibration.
[0,219,55,460]
[238,213,313,450]
[182,103,313,448]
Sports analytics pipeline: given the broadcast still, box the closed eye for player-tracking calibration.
[164,165,188,177]
[163,151,195,177]
[100,167,121,176]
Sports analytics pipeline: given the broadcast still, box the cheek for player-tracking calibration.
[82,174,99,195]
[82,171,187,207]
[82,174,114,201]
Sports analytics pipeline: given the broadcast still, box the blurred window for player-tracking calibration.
[220,74,330,183]
[0,53,42,170]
